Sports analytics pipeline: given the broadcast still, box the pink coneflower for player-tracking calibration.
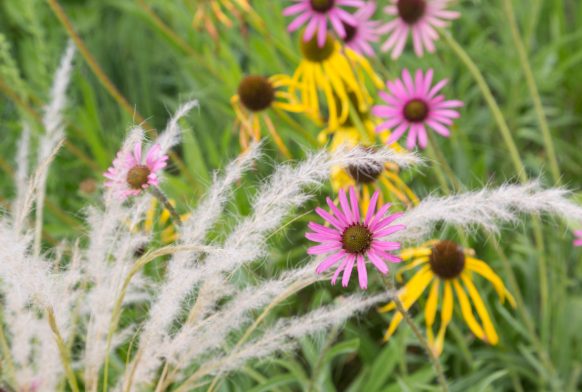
[284,0,365,47]
[378,0,459,59]
[306,187,405,289]
[372,68,463,150]
[574,230,582,247]
[104,143,168,199]
[341,2,380,57]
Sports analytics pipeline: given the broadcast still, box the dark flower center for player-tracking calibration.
[342,224,373,254]
[127,165,151,190]
[342,22,358,44]
[300,33,336,62]
[397,0,427,25]
[403,99,429,122]
[310,0,335,13]
[238,75,275,112]
[429,240,466,280]
[347,147,383,184]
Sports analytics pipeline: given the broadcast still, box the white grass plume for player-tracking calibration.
[393,181,582,244]
[155,99,199,154]
[34,40,75,256]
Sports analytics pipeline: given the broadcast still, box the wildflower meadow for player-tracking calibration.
[1,1,582,391]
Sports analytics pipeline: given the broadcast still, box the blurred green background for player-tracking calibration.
[1,0,582,391]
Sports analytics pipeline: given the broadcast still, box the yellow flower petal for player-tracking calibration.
[452,279,486,340]
[461,273,499,345]
[466,257,516,307]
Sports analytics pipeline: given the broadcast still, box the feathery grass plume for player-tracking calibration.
[126,143,261,386]
[392,181,582,244]
[34,40,75,256]
[188,293,393,382]
[154,99,199,154]
[12,123,31,226]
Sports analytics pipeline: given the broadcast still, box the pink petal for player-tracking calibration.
[342,255,356,287]
[357,255,368,289]
[316,252,346,274]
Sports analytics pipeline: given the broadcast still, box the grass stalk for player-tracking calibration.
[383,275,449,392]
[47,307,80,392]
[503,0,561,185]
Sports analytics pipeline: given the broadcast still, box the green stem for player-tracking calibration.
[149,186,182,227]
[440,31,527,183]
[384,275,449,392]
[441,30,557,387]
[503,0,561,185]
[47,308,80,392]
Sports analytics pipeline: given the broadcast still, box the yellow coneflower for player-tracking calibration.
[140,198,189,245]
[380,240,516,356]
[319,116,418,211]
[191,0,258,42]
[291,33,383,131]
[231,74,303,158]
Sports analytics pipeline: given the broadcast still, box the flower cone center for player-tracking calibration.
[127,165,151,190]
[347,147,383,184]
[238,75,275,112]
[342,22,358,44]
[429,240,466,279]
[300,33,336,62]
[342,224,372,254]
[397,0,427,25]
[403,99,429,122]
[310,0,335,13]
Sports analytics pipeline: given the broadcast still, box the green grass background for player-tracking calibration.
[1,0,582,391]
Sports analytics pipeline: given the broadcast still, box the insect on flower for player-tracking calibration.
[380,240,516,356]
[231,74,303,158]
[284,0,365,47]
[378,0,460,59]
[373,68,463,150]
[306,187,405,289]
[104,143,168,199]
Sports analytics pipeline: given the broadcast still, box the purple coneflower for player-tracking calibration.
[574,230,582,247]
[284,0,365,47]
[341,2,380,57]
[306,187,405,289]
[104,143,168,199]
[378,0,459,59]
[372,68,463,150]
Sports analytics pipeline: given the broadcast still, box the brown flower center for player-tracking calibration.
[238,75,275,112]
[342,224,372,254]
[429,240,466,280]
[397,0,427,25]
[347,147,383,184]
[403,99,429,123]
[300,33,336,62]
[342,22,358,44]
[127,165,151,190]
[310,0,335,13]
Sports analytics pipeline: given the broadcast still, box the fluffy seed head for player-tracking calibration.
[397,0,427,24]
[300,34,335,62]
[346,148,383,184]
[429,240,466,279]
[238,76,275,112]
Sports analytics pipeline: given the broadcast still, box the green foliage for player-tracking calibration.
[1,0,581,391]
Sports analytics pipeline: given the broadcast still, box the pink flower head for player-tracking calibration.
[574,230,582,247]
[306,187,405,289]
[342,2,381,57]
[104,143,168,199]
[378,0,459,59]
[284,0,365,47]
[372,68,463,150]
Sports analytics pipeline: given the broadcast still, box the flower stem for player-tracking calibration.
[440,31,527,183]
[440,30,558,387]
[502,0,561,185]
[47,307,80,392]
[149,186,182,227]
[383,275,449,392]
